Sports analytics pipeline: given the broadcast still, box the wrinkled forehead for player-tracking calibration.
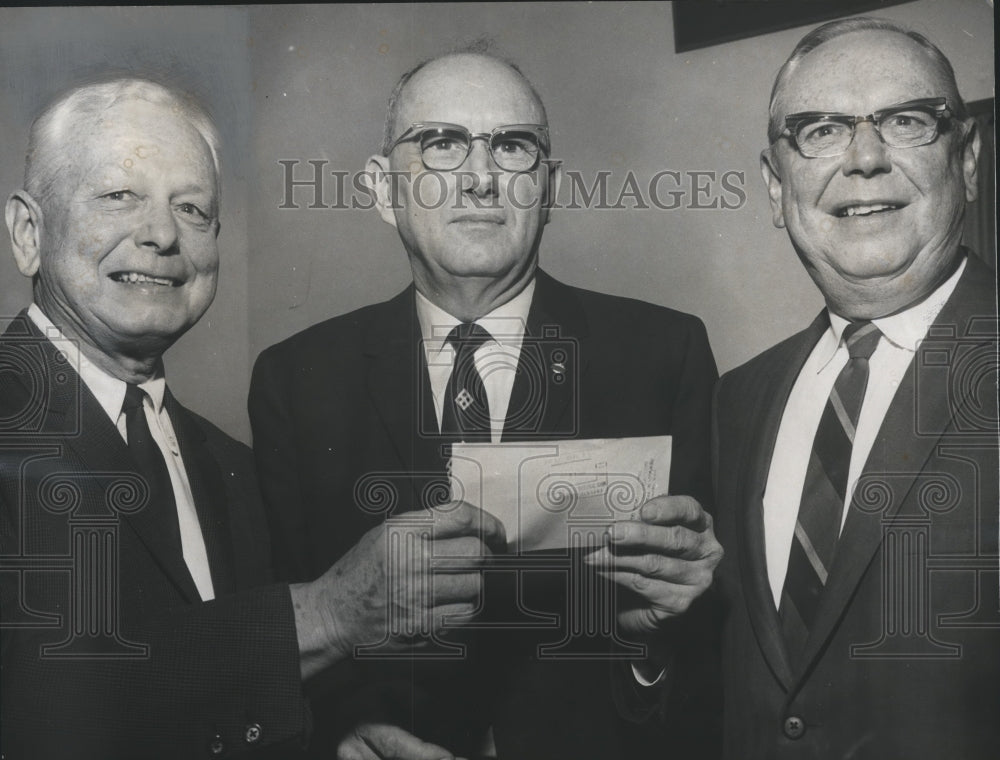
[776,30,953,117]
[60,99,218,190]
[396,54,547,133]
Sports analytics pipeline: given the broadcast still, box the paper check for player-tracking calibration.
[449,435,671,552]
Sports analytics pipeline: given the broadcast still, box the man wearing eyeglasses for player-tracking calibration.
[714,17,999,759]
[250,49,722,759]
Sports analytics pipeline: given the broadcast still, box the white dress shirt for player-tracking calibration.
[762,257,966,606]
[416,279,535,442]
[28,304,215,601]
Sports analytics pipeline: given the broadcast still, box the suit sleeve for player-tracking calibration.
[666,314,718,508]
[0,502,308,759]
[613,314,723,757]
[248,346,312,582]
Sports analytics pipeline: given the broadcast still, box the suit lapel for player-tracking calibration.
[503,270,587,440]
[364,287,449,509]
[1,311,82,435]
[796,258,995,676]
[8,316,202,602]
[738,314,828,690]
[164,391,236,596]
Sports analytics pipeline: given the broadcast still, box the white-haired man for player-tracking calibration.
[0,78,502,759]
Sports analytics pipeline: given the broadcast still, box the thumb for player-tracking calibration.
[357,722,454,760]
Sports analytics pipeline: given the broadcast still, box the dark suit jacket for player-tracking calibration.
[713,254,1000,759]
[249,269,720,759]
[0,313,308,759]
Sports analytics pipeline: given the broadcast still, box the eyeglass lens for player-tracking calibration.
[419,126,542,171]
[794,105,944,157]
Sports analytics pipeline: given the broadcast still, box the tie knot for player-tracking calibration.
[122,383,147,414]
[843,321,881,360]
[446,322,492,352]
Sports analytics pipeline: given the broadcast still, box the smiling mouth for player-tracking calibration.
[835,202,904,218]
[110,272,179,287]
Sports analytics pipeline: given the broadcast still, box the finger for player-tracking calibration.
[426,570,483,606]
[615,605,667,636]
[638,495,711,531]
[588,551,715,589]
[432,601,480,628]
[357,723,454,760]
[429,502,506,547]
[593,570,699,614]
[430,535,495,563]
[337,733,378,760]
[606,520,707,558]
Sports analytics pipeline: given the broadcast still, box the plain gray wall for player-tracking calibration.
[1,2,994,444]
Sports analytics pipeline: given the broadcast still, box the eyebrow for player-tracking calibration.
[172,182,217,196]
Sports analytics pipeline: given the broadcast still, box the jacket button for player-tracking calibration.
[783,715,806,739]
[208,735,225,755]
[244,723,263,744]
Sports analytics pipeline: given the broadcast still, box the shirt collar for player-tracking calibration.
[415,278,536,357]
[27,303,167,421]
[817,255,967,370]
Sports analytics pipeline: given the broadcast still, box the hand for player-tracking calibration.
[584,495,723,640]
[292,501,505,678]
[337,723,454,760]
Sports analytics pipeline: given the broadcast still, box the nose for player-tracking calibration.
[135,200,179,253]
[459,138,499,197]
[841,120,892,178]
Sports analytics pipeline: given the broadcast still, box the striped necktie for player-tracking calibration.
[779,321,881,663]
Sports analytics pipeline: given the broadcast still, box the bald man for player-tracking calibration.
[250,49,722,759]
[714,18,999,758]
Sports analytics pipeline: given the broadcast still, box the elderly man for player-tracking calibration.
[0,78,502,759]
[714,18,999,759]
[250,49,723,759]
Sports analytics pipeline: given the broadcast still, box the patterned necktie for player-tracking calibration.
[440,322,493,441]
[122,384,182,554]
[780,321,882,663]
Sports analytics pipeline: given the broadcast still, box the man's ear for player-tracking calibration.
[364,154,399,228]
[959,117,981,202]
[540,159,563,225]
[5,191,44,277]
[759,148,786,229]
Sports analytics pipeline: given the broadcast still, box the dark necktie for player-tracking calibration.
[440,322,493,441]
[122,384,182,555]
[780,321,882,663]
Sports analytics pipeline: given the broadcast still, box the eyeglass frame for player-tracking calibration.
[778,97,954,158]
[384,121,552,172]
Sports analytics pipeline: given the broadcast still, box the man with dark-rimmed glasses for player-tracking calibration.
[250,47,723,759]
[714,17,999,759]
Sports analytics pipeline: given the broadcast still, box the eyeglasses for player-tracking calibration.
[780,97,952,158]
[386,122,550,172]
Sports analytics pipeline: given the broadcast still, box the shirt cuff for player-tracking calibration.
[631,662,667,687]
